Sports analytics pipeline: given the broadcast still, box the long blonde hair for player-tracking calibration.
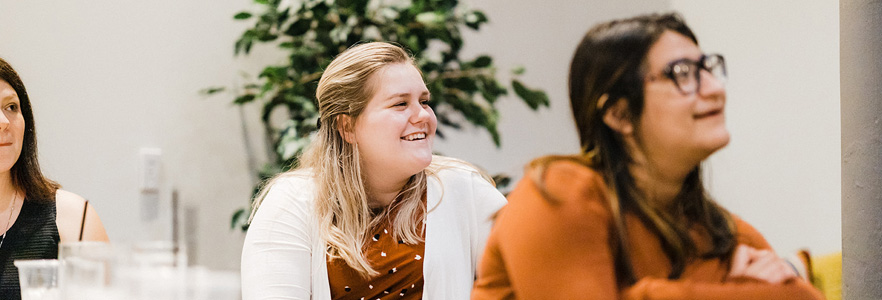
[249,42,429,277]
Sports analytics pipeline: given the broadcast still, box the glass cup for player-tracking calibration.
[58,241,124,299]
[124,241,188,299]
[185,267,241,300]
[14,259,60,300]
[130,241,187,268]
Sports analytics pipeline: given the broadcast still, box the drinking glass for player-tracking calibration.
[14,259,60,300]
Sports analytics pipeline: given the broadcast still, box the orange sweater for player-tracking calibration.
[472,161,824,300]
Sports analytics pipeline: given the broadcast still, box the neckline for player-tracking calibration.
[2,198,33,237]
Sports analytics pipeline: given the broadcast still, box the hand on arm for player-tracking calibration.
[727,244,797,284]
[623,276,824,300]
[622,223,822,300]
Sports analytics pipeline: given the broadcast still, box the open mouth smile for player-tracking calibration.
[401,132,427,141]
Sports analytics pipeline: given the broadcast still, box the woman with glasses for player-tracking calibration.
[471,13,823,299]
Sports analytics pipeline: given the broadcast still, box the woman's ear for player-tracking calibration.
[602,98,634,135]
[336,114,356,143]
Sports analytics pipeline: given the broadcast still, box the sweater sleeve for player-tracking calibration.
[618,211,825,299]
[241,177,314,300]
[622,277,825,300]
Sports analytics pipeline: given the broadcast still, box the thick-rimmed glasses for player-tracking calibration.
[646,54,727,95]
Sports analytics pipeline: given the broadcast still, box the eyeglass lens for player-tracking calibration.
[668,54,726,94]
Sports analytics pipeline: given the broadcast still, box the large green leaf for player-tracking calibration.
[231,208,247,229]
[234,12,253,20]
[464,11,488,30]
[473,55,492,68]
[234,94,256,104]
[286,18,311,36]
[512,79,550,110]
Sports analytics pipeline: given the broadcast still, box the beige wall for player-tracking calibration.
[672,0,841,256]
[0,0,263,269]
[0,0,840,271]
[437,0,669,181]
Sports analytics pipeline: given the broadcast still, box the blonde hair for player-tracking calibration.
[249,42,428,277]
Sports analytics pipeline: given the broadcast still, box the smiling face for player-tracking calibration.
[349,63,437,180]
[636,30,729,167]
[0,80,25,177]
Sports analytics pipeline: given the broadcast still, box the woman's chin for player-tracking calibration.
[699,132,731,158]
[402,153,433,175]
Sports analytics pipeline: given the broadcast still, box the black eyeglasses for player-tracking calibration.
[646,54,727,95]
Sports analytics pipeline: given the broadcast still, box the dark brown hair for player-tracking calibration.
[533,13,735,286]
[0,57,61,202]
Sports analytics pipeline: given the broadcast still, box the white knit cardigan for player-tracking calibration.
[241,160,506,300]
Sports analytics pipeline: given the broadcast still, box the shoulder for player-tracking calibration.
[266,169,317,199]
[254,169,318,218]
[55,189,87,217]
[731,214,773,250]
[488,157,615,264]
[427,156,496,187]
[55,189,108,242]
[501,156,612,227]
[519,156,608,205]
[427,156,488,179]
[427,156,502,196]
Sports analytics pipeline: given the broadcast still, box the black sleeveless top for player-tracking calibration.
[0,199,60,299]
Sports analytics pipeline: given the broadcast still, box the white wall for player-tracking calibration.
[438,0,669,188]
[0,0,840,271]
[671,1,841,255]
[0,0,268,270]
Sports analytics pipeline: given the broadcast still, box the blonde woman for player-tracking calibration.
[241,42,506,300]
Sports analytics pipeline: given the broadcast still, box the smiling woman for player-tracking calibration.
[241,42,506,300]
[0,58,109,299]
[342,63,438,206]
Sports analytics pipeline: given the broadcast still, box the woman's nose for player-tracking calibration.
[410,104,433,124]
[698,70,726,98]
[0,113,10,130]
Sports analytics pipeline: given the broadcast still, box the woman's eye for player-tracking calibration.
[420,99,430,105]
[394,102,407,107]
[671,64,693,81]
[4,104,18,111]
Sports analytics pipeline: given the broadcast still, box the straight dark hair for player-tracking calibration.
[0,58,61,202]
[531,13,735,286]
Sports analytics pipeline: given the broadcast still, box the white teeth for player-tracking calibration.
[402,133,426,141]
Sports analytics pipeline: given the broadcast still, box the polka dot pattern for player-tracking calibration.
[327,220,425,300]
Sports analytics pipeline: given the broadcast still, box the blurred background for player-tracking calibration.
[0,0,839,271]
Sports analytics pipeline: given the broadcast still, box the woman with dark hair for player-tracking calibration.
[471,13,823,299]
[0,57,108,298]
